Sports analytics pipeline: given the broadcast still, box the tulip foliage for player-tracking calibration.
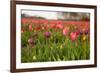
[21,18,90,63]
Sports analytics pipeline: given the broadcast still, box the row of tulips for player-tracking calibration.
[21,18,90,62]
[21,18,89,26]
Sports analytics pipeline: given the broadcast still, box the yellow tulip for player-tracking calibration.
[60,45,63,49]
[82,35,86,41]
[33,56,36,60]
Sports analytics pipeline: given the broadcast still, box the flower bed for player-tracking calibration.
[21,18,90,62]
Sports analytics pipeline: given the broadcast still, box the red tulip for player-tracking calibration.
[36,26,41,31]
[50,24,56,28]
[40,19,48,25]
[70,32,78,41]
[21,18,28,25]
[56,20,63,25]
[75,29,80,35]
[43,26,48,30]
[29,24,33,31]
[62,28,69,36]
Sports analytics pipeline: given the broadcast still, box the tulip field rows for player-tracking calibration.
[21,18,90,63]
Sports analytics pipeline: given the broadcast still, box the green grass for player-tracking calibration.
[21,28,90,63]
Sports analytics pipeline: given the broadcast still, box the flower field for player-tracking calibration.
[21,18,90,63]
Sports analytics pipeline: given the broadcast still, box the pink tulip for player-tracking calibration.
[70,32,78,41]
[29,24,33,31]
[63,28,69,36]
[28,37,33,45]
[56,24,63,29]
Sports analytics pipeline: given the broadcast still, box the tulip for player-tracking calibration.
[28,37,33,45]
[29,24,33,31]
[42,26,48,30]
[80,30,83,35]
[80,28,89,35]
[33,56,36,60]
[75,29,80,35]
[85,30,88,35]
[44,31,51,38]
[82,35,87,41]
[56,24,63,29]
[36,26,41,31]
[84,28,89,35]
[60,45,63,49]
[62,28,69,36]
[70,32,78,41]
[21,18,28,25]
[51,24,56,29]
